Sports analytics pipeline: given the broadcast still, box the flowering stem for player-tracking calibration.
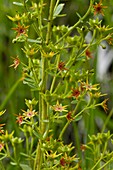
[5,143,11,157]
[55,0,93,45]
[30,58,39,86]
[73,105,93,121]
[46,0,55,44]
[59,121,70,140]
[91,141,108,170]
[50,54,60,93]
[59,101,81,140]
[97,157,113,170]
[35,1,55,169]
[38,0,44,38]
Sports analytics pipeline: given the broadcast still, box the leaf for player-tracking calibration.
[71,100,78,104]
[0,110,6,116]
[20,164,32,170]
[74,115,82,122]
[7,15,15,21]
[13,2,24,6]
[27,38,42,44]
[0,153,7,161]
[53,4,65,18]
[10,162,17,166]
[33,130,43,139]
[20,152,33,158]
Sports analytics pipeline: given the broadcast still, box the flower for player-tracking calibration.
[66,111,73,121]
[9,56,20,69]
[71,88,80,99]
[22,45,38,57]
[46,150,62,159]
[52,101,68,112]
[0,131,14,142]
[58,61,67,71]
[80,144,86,152]
[93,0,107,16]
[7,14,21,22]
[16,114,24,126]
[42,51,55,58]
[12,22,29,37]
[101,98,109,113]
[85,49,93,59]
[60,157,66,166]
[81,79,99,91]
[0,142,4,152]
[0,124,5,134]
[22,107,37,119]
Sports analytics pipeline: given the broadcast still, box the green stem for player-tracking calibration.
[72,122,82,159]
[26,135,29,154]
[62,29,96,81]
[38,0,44,38]
[30,58,39,86]
[91,156,103,170]
[73,106,90,120]
[46,0,55,44]
[59,101,80,140]
[50,54,60,93]
[12,144,17,161]
[91,141,108,170]
[34,141,42,170]
[101,107,113,133]
[34,1,55,168]
[59,121,70,140]
[55,0,93,45]
[30,137,34,155]
[34,57,48,170]
[6,143,11,157]
[97,157,113,170]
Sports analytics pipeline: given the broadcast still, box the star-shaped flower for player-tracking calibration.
[93,0,107,16]
[12,22,29,37]
[52,101,68,112]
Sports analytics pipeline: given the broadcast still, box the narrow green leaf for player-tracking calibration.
[33,130,43,139]
[27,38,42,44]
[53,4,65,18]
[13,2,24,6]
[10,162,17,166]
[20,164,32,170]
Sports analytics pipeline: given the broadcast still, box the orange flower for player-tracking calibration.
[12,22,29,37]
[0,143,4,152]
[71,88,80,99]
[60,157,66,166]
[58,61,67,71]
[85,49,93,59]
[16,114,24,126]
[101,98,109,113]
[93,0,107,16]
[66,111,73,121]
[9,56,20,69]
[0,124,5,134]
[80,144,86,152]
